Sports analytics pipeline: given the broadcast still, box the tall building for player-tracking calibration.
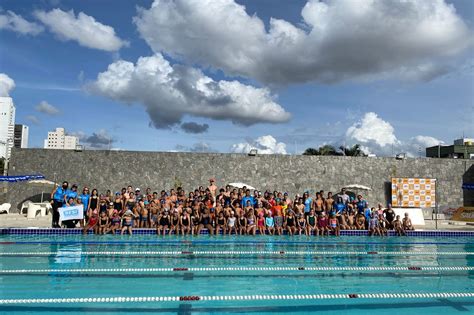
[14,124,29,149]
[0,97,16,160]
[43,127,79,150]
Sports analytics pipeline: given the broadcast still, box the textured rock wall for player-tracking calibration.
[6,148,474,211]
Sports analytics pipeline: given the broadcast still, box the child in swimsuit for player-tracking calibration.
[329,214,340,236]
[285,211,296,236]
[393,215,406,236]
[180,210,191,235]
[402,213,414,231]
[238,215,247,235]
[318,213,329,236]
[368,212,380,236]
[257,213,266,236]
[110,210,121,235]
[215,211,227,235]
[121,210,135,235]
[306,209,319,236]
[170,212,180,235]
[157,210,170,236]
[296,214,306,235]
[265,213,274,236]
[83,209,99,235]
[98,211,109,235]
[227,211,237,235]
[246,212,256,236]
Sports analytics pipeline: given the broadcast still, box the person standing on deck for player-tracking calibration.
[50,181,68,228]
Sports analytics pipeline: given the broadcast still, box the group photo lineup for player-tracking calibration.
[0,0,473,314]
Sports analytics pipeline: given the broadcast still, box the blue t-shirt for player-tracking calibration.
[53,187,66,202]
[65,190,78,201]
[356,200,367,213]
[80,194,90,212]
[335,203,346,214]
[364,208,372,221]
[304,197,312,213]
[265,217,274,227]
[241,196,255,207]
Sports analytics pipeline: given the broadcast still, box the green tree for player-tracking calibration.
[339,144,367,157]
[303,145,340,156]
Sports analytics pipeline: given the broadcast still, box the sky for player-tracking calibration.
[0,0,473,156]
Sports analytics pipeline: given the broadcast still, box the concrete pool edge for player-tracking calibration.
[1,228,474,236]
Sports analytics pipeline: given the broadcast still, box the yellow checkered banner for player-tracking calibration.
[391,178,436,208]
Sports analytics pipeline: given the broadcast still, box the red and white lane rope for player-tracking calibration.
[0,292,473,304]
[1,266,473,274]
[0,250,472,256]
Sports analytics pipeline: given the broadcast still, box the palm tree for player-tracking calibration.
[339,144,367,157]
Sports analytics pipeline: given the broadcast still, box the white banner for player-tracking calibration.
[59,205,84,221]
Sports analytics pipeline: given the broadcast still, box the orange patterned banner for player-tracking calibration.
[391,178,436,208]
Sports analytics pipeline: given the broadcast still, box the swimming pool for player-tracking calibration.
[0,234,473,314]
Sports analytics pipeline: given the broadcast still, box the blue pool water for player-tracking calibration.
[0,235,473,314]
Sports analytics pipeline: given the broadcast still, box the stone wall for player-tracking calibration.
[6,148,474,211]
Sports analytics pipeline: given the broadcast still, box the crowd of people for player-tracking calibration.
[50,180,415,236]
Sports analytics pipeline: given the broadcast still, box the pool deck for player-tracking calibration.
[0,213,473,230]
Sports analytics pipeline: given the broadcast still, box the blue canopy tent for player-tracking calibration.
[0,175,44,182]
[462,183,474,190]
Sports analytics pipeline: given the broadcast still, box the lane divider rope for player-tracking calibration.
[1,266,473,274]
[0,292,473,304]
[0,250,472,256]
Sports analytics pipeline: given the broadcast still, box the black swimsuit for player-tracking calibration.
[160,216,170,226]
[90,196,98,210]
[217,218,225,225]
[182,216,189,225]
[287,217,295,227]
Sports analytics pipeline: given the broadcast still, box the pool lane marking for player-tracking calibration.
[1,250,473,256]
[1,240,472,246]
[0,292,473,304]
[1,266,473,274]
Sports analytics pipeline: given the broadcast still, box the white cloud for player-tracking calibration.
[87,54,290,129]
[405,135,444,157]
[34,9,127,52]
[344,112,443,157]
[25,115,40,125]
[35,101,60,115]
[134,0,472,85]
[346,112,400,148]
[231,135,287,154]
[0,10,44,35]
[0,73,15,97]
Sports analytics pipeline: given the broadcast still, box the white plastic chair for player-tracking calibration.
[37,202,52,216]
[20,200,33,215]
[0,203,11,214]
[27,204,43,219]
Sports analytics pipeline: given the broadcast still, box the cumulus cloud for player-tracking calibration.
[405,135,444,157]
[88,54,290,129]
[231,135,287,154]
[345,112,443,157]
[35,101,60,115]
[34,9,127,51]
[0,73,15,97]
[0,10,44,35]
[134,0,472,85]
[25,115,40,125]
[346,112,400,148]
[180,122,209,134]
